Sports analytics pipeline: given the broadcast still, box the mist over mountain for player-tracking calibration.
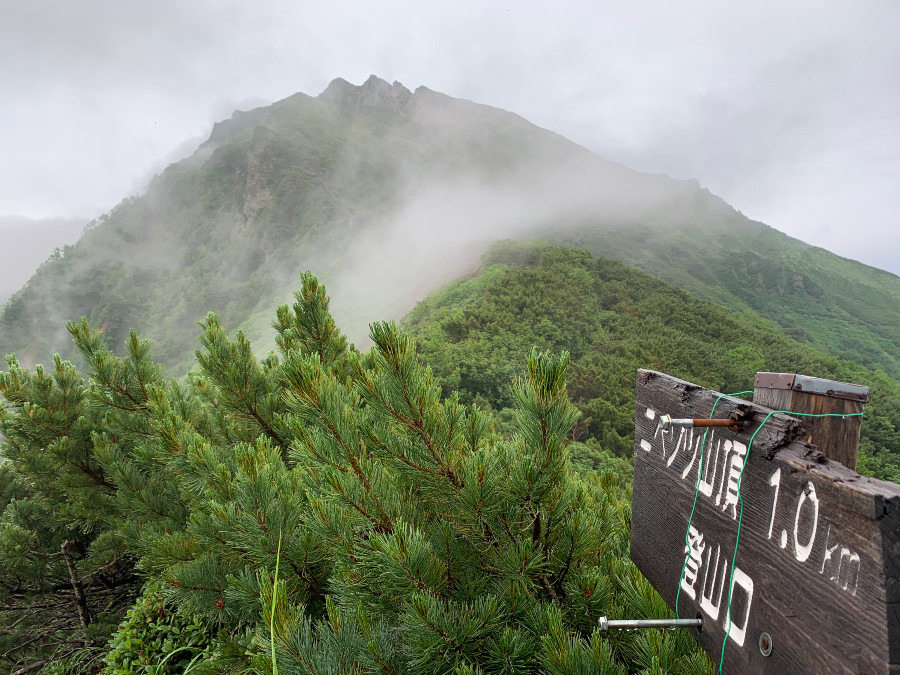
[1,76,899,379]
[0,216,86,306]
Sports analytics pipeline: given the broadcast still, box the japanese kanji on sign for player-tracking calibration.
[631,369,900,674]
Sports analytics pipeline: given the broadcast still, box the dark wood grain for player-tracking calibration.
[631,369,900,674]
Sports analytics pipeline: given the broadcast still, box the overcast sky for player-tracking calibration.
[2,0,898,274]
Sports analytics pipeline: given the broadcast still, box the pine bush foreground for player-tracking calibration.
[0,273,710,674]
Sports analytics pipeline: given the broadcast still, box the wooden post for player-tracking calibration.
[753,372,868,471]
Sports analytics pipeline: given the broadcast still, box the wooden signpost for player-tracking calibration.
[631,369,900,673]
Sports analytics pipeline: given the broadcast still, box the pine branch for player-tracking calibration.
[2,631,46,660]
[539,575,560,604]
[73,461,116,491]
[287,560,327,601]
[246,406,288,449]
[11,658,51,675]
[365,431,445,477]
[60,540,92,629]
[552,537,577,600]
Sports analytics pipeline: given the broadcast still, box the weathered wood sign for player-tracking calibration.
[631,370,900,673]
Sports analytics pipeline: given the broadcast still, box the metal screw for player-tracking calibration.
[597,617,703,632]
[658,415,744,432]
[759,632,773,657]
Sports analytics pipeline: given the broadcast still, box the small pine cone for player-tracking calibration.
[215,599,225,610]
[170,579,180,588]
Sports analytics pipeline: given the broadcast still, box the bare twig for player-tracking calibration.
[11,658,50,675]
[60,540,92,629]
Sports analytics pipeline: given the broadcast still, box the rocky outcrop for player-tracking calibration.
[242,126,277,222]
[319,75,413,111]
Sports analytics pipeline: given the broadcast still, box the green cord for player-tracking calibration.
[716,409,863,674]
[271,529,283,675]
[675,391,753,620]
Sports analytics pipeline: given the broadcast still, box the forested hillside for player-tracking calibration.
[550,204,900,378]
[2,76,900,382]
[404,242,900,481]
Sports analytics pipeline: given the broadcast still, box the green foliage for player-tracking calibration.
[404,243,900,480]
[102,582,212,674]
[0,341,139,672]
[1,270,714,672]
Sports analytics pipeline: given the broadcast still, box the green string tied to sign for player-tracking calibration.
[669,391,863,673]
[716,409,862,673]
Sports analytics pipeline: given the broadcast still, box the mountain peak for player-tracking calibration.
[319,75,413,111]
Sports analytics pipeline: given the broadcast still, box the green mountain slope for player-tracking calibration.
[403,242,900,480]
[550,197,900,377]
[1,76,899,382]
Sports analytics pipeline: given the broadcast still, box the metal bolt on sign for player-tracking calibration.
[597,616,703,632]
[657,414,745,433]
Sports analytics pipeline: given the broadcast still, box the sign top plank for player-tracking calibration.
[631,369,900,674]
